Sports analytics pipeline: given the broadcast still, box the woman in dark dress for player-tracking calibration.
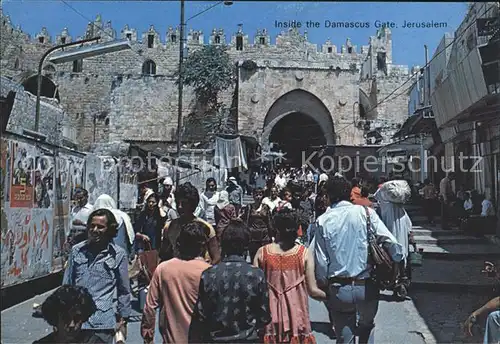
[240,187,275,262]
[134,190,167,252]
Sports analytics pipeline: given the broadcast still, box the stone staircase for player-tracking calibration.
[405,205,499,343]
[407,205,499,293]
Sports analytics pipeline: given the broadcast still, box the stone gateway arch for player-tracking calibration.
[261,89,335,166]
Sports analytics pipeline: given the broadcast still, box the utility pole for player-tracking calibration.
[175,0,185,187]
[420,45,430,183]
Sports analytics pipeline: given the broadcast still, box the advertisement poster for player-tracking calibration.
[33,153,55,209]
[1,138,11,204]
[10,141,34,208]
[54,155,70,217]
[86,155,118,204]
[119,167,138,209]
[69,156,85,200]
[1,208,54,287]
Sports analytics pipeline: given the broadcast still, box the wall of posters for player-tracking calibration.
[9,141,35,208]
[1,137,86,288]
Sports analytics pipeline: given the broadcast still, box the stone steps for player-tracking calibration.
[411,259,497,293]
[412,228,463,237]
[416,243,500,260]
[413,235,488,245]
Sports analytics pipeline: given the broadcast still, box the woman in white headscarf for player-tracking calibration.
[94,194,135,256]
[374,180,413,298]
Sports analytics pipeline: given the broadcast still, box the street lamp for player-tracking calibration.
[34,37,131,133]
[175,0,233,187]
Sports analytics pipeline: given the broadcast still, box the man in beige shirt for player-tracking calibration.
[141,221,211,344]
[439,172,455,229]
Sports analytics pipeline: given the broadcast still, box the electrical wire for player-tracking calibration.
[363,2,497,115]
[59,0,148,65]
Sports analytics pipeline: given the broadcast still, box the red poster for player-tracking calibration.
[10,185,34,208]
[10,141,34,208]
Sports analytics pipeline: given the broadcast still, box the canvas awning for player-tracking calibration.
[127,141,201,170]
[393,113,437,140]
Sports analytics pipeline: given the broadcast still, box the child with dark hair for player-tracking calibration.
[189,219,271,343]
[34,285,97,343]
[254,209,326,343]
[142,221,211,344]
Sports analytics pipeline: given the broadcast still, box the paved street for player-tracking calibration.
[1,287,433,344]
[1,203,497,343]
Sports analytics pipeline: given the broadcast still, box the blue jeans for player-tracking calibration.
[327,282,379,344]
[484,310,500,344]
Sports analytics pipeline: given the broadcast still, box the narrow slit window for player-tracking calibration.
[236,36,243,50]
[72,60,83,73]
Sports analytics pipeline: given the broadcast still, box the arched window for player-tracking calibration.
[21,75,60,101]
[214,35,220,44]
[142,60,156,75]
[14,58,19,69]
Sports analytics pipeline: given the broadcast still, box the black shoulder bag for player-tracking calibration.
[364,206,398,290]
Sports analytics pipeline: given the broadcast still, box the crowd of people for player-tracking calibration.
[32,167,498,344]
[419,172,497,235]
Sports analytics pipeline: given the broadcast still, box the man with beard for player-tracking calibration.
[63,208,131,343]
[160,182,221,264]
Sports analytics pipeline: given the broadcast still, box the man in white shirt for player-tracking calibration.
[314,176,403,344]
[68,188,93,245]
[481,196,496,217]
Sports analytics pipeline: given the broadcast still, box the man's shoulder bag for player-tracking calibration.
[363,206,398,290]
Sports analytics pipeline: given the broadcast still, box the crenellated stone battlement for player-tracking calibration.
[1,12,383,59]
[1,9,412,152]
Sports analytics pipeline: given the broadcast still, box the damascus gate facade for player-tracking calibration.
[1,12,412,166]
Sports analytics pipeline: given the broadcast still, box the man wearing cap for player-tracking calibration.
[226,176,243,213]
[159,177,177,215]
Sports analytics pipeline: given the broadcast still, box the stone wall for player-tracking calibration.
[1,11,412,153]
[1,76,64,146]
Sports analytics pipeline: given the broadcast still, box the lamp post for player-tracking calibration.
[175,0,233,187]
[34,37,132,132]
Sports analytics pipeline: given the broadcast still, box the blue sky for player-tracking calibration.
[3,1,468,67]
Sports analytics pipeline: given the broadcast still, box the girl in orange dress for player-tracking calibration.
[253,209,326,344]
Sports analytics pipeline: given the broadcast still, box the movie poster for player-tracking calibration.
[52,154,71,262]
[69,156,85,201]
[1,139,10,204]
[33,153,55,209]
[10,141,35,208]
[86,155,118,204]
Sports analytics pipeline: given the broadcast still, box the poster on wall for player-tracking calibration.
[10,141,35,208]
[119,170,138,209]
[86,155,118,204]
[33,153,55,209]
[1,208,53,287]
[1,138,11,205]
[54,155,70,217]
[69,156,85,201]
